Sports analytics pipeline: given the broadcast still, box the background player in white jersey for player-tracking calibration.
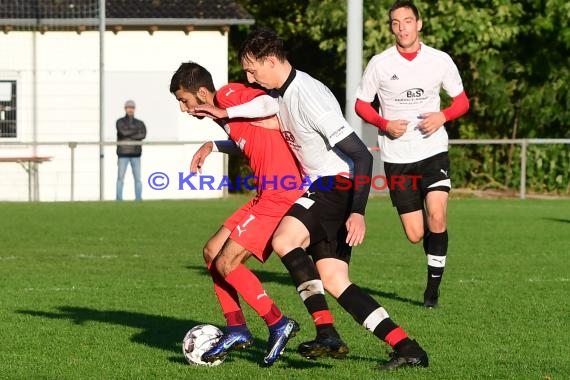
[355,0,470,308]
[196,28,429,370]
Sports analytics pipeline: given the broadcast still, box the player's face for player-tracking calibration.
[241,57,276,90]
[125,106,135,117]
[174,89,206,119]
[390,7,422,51]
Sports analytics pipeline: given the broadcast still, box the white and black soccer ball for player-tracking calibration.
[182,324,225,366]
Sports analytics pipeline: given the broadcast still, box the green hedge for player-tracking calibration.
[229,143,570,195]
[449,143,570,194]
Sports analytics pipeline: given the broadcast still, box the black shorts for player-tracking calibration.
[286,176,352,264]
[384,152,451,215]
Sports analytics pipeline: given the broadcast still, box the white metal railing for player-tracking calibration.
[1,138,569,201]
[448,138,570,199]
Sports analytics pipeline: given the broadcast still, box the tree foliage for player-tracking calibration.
[231,0,570,139]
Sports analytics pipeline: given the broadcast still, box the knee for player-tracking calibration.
[214,256,236,278]
[405,227,424,244]
[271,233,291,257]
[202,243,218,265]
[321,272,350,299]
[428,214,447,233]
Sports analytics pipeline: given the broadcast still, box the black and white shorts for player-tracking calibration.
[286,176,352,264]
[384,152,451,215]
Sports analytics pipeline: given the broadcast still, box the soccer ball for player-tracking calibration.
[182,324,225,366]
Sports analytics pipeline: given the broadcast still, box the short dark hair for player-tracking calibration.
[389,0,420,22]
[169,62,216,94]
[238,29,288,64]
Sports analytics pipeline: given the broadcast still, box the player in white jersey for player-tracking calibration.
[194,29,429,370]
[355,0,470,308]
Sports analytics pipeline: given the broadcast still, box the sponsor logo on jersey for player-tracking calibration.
[401,88,425,98]
[395,88,427,105]
[282,131,302,150]
[283,131,296,143]
[329,125,347,140]
[390,74,399,80]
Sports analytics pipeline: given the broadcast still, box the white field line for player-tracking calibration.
[458,278,569,283]
[21,284,202,292]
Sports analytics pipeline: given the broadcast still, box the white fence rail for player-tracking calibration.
[1,139,569,201]
[448,138,570,199]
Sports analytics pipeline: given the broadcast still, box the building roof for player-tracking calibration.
[0,0,254,29]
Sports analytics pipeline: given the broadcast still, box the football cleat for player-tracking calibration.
[377,340,429,370]
[423,288,440,308]
[297,336,349,359]
[263,317,300,366]
[201,330,253,363]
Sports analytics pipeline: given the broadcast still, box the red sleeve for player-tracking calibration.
[442,91,470,122]
[216,83,266,109]
[355,98,388,132]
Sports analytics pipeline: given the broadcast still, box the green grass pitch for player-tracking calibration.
[0,197,568,379]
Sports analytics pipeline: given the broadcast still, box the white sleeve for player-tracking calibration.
[314,112,354,147]
[441,54,464,98]
[355,55,382,102]
[297,79,354,147]
[225,95,279,119]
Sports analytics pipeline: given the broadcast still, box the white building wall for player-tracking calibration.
[0,30,230,201]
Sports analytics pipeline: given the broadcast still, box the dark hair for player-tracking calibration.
[389,0,420,21]
[169,61,216,94]
[238,29,288,64]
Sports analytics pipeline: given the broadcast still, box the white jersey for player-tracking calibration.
[277,70,354,181]
[356,43,464,164]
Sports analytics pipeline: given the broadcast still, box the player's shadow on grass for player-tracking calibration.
[17,307,334,369]
[542,217,570,224]
[187,265,423,307]
[18,306,202,355]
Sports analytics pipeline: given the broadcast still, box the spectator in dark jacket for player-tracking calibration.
[116,99,146,201]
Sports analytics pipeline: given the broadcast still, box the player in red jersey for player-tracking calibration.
[170,62,305,366]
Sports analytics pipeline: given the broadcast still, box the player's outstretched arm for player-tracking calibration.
[193,95,278,121]
[335,133,373,247]
[190,142,213,174]
[190,140,242,173]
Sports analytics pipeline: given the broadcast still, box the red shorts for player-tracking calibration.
[224,190,303,262]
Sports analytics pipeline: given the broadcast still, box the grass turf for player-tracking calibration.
[0,197,568,379]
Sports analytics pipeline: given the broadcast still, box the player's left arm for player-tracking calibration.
[417,91,470,136]
[418,56,470,136]
[334,133,373,247]
[298,81,373,245]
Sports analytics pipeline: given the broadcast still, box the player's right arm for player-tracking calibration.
[355,56,408,138]
[192,94,279,121]
[354,99,408,138]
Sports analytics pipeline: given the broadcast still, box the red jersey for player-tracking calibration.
[215,83,302,195]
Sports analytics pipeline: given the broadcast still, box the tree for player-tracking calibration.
[232,0,569,138]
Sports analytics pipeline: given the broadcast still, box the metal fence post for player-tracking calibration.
[69,142,77,201]
[520,139,527,199]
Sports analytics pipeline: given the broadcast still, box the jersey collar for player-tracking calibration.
[277,68,297,97]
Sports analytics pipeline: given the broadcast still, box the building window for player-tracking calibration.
[0,81,17,138]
